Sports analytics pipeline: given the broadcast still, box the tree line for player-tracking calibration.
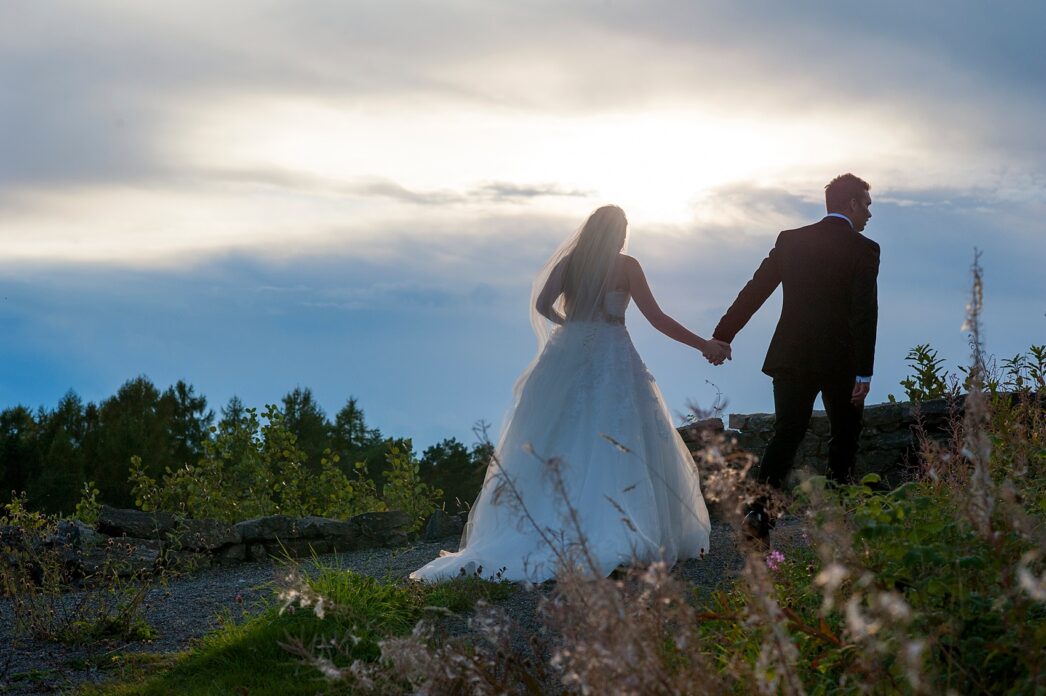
[0,376,491,516]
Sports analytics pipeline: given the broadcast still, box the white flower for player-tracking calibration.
[1017,551,1046,601]
[875,591,911,622]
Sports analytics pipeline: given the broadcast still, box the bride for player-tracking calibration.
[411,205,721,583]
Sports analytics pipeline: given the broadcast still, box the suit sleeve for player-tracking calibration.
[850,239,880,376]
[712,235,783,343]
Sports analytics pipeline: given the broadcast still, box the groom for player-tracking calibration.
[708,173,880,544]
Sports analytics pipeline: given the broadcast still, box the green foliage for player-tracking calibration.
[1,490,49,531]
[73,479,102,525]
[0,406,40,506]
[998,344,1046,394]
[700,474,1044,693]
[891,343,1045,404]
[382,442,443,530]
[0,379,463,528]
[419,437,491,511]
[130,404,388,523]
[85,562,513,695]
[280,386,330,470]
[422,574,515,613]
[890,343,953,402]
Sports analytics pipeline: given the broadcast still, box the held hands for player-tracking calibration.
[702,339,732,366]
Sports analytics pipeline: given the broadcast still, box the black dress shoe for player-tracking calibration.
[741,502,773,547]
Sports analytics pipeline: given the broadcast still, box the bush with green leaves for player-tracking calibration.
[127,403,445,525]
[695,467,1045,694]
[382,444,443,530]
[889,343,954,402]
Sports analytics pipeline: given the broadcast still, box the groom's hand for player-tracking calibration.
[851,380,871,405]
[703,339,732,365]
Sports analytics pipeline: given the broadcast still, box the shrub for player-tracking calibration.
[0,493,158,645]
[382,444,442,531]
[129,404,387,523]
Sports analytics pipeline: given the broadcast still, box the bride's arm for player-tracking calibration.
[625,255,710,352]
[535,257,568,324]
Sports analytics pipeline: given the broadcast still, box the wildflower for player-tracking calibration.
[904,639,926,691]
[765,550,785,572]
[1017,551,1046,601]
[815,562,848,611]
[874,591,911,622]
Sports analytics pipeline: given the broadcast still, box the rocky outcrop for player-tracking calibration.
[422,509,467,541]
[2,508,425,580]
[680,397,964,487]
[97,506,177,539]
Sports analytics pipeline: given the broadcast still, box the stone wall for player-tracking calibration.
[680,397,963,487]
[3,505,466,579]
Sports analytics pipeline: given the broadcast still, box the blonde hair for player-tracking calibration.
[530,206,629,352]
[561,205,628,321]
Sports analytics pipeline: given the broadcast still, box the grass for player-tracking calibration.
[77,562,515,696]
[422,573,516,612]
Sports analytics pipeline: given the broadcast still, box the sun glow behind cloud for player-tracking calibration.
[188,97,929,221]
[0,96,932,265]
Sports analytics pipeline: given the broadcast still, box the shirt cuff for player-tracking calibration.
[855,376,872,383]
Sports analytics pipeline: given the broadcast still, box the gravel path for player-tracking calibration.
[0,519,806,694]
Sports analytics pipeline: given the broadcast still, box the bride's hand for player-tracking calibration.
[702,339,731,365]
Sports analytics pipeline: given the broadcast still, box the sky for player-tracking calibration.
[1,0,1044,452]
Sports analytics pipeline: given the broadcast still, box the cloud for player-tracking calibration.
[1,0,1044,448]
[4,1,1045,195]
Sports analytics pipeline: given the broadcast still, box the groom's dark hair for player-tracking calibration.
[824,173,870,212]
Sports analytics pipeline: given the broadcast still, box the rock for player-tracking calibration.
[913,397,958,420]
[0,525,31,578]
[804,413,826,436]
[97,505,176,539]
[247,543,268,561]
[173,518,241,550]
[678,417,725,446]
[217,543,247,564]
[166,549,213,571]
[862,429,915,451]
[352,510,413,548]
[43,519,105,549]
[728,412,775,432]
[862,402,910,427]
[79,537,163,576]
[299,516,358,541]
[732,431,768,455]
[235,515,303,543]
[0,524,27,552]
[423,509,466,541]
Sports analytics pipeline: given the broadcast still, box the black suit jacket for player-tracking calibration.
[713,216,880,378]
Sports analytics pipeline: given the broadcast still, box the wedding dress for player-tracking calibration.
[410,290,710,584]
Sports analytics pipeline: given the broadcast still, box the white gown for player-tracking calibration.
[410,291,710,583]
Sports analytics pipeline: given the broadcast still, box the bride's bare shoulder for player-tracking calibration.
[617,254,643,273]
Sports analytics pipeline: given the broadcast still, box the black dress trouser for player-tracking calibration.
[757,370,864,489]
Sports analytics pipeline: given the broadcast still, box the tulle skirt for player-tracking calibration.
[410,321,710,583]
